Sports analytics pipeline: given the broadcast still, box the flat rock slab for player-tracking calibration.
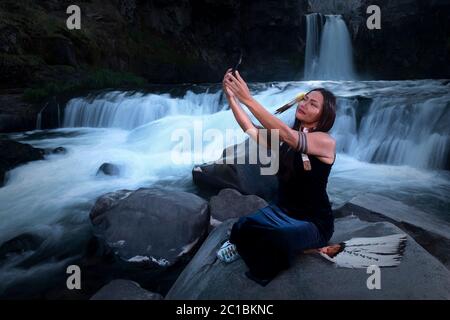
[166,216,450,300]
[348,193,450,239]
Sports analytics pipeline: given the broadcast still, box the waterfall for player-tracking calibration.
[331,94,450,170]
[63,90,226,130]
[57,103,61,127]
[304,13,323,80]
[35,112,42,130]
[304,14,356,80]
[2,80,449,298]
[61,81,449,171]
[35,102,48,130]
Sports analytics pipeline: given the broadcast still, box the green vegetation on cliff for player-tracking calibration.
[23,69,148,103]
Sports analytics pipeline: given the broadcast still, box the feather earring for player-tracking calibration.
[274,93,306,114]
[318,234,408,268]
[300,127,311,171]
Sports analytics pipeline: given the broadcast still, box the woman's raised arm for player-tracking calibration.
[223,69,272,150]
[224,71,335,160]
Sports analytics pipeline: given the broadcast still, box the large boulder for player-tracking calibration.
[0,138,45,186]
[89,187,210,268]
[90,279,163,300]
[87,187,210,296]
[192,138,279,201]
[209,188,267,227]
[166,215,450,299]
[337,193,450,239]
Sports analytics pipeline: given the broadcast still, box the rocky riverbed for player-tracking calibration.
[2,138,448,299]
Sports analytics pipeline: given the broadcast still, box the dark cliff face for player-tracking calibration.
[0,0,308,88]
[349,0,450,80]
[132,0,308,82]
[0,0,448,90]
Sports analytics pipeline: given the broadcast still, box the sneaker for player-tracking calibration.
[217,240,240,263]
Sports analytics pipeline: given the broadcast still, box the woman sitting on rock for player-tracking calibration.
[218,68,337,286]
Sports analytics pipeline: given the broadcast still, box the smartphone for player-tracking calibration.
[232,51,243,77]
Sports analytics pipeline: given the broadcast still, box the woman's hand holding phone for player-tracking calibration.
[223,68,234,98]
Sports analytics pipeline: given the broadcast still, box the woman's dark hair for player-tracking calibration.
[278,88,336,181]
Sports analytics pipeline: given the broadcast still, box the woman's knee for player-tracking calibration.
[229,216,249,243]
[278,223,322,250]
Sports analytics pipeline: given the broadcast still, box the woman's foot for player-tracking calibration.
[217,240,240,263]
[318,244,343,258]
[303,244,343,258]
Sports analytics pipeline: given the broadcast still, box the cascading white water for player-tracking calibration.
[35,112,42,130]
[1,80,449,297]
[332,96,450,169]
[304,13,322,80]
[35,102,48,130]
[64,84,448,170]
[57,103,61,127]
[304,14,356,80]
[63,90,226,129]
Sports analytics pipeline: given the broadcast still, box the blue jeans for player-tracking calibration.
[229,203,329,284]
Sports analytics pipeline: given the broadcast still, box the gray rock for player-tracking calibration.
[90,187,209,267]
[346,193,450,239]
[96,162,120,176]
[90,279,163,300]
[43,146,67,155]
[192,138,279,201]
[0,139,45,186]
[166,216,450,300]
[0,233,44,261]
[209,188,267,226]
[51,146,67,154]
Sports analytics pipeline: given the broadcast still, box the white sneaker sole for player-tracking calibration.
[217,240,240,263]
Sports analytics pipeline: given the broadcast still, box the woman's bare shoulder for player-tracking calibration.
[312,132,336,165]
[311,131,336,145]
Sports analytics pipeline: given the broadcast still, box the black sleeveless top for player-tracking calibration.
[275,141,335,241]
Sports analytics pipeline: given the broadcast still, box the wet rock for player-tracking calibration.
[90,279,163,300]
[43,146,67,155]
[0,138,45,186]
[192,138,279,201]
[89,187,210,268]
[96,162,120,176]
[0,233,45,261]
